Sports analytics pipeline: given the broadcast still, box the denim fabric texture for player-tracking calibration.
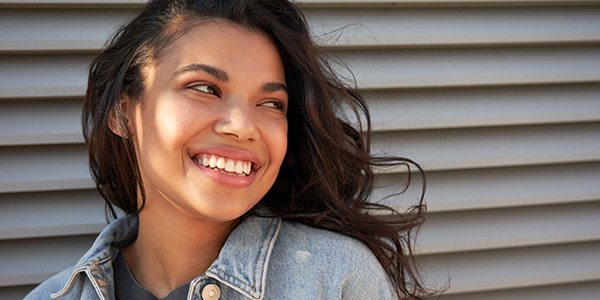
[25,215,396,300]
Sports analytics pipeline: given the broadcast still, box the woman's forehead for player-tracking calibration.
[151,17,270,62]
[143,21,286,89]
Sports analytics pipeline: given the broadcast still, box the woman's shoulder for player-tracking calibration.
[276,221,375,258]
[267,220,397,299]
[275,220,387,272]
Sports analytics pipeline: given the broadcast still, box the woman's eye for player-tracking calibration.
[189,83,220,96]
[260,101,286,112]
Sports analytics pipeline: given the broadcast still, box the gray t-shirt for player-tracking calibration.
[113,250,190,300]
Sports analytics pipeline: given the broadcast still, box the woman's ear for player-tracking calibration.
[108,97,132,138]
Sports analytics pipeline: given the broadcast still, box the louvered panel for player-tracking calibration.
[0,144,93,193]
[4,46,600,99]
[1,0,598,298]
[418,241,600,294]
[364,83,600,130]
[417,202,600,254]
[0,99,83,146]
[0,190,105,240]
[375,162,600,212]
[3,6,599,53]
[429,280,600,300]
[0,235,97,287]
[372,122,600,172]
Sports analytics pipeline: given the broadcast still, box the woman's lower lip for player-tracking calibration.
[192,158,256,188]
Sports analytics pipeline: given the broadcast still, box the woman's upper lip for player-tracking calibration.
[188,146,262,169]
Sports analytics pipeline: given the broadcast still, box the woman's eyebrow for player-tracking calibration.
[171,63,229,81]
[262,82,288,94]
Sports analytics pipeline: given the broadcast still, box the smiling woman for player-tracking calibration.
[25,0,431,299]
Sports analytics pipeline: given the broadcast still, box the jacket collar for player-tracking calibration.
[52,214,281,300]
[207,216,281,299]
[51,216,137,299]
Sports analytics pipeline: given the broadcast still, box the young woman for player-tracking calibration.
[27,0,429,299]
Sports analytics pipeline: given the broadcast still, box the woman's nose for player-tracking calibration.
[214,103,259,141]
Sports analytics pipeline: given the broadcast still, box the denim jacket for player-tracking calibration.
[25,215,396,299]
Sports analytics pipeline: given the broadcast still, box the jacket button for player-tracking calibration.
[201,283,221,300]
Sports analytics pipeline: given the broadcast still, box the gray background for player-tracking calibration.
[1,0,599,298]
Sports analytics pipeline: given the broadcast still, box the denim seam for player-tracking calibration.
[84,268,107,300]
[253,218,273,291]
[50,266,88,298]
[210,266,256,292]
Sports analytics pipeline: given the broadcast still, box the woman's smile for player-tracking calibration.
[196,155,252,176]
[188,146,264,188]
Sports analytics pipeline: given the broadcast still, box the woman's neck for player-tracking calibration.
[122,201,235,298]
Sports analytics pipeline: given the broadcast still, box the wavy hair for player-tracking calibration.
[83,0,431,298]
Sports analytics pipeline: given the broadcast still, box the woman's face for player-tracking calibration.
[125,21,288,222]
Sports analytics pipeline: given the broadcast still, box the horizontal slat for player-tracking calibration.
[0,8,134,53]
[365,83,600,131]
[301,0,600,6]
[417,201,600,254]
[335,46,600,89]
[0,99,84,146]
[0,54,90,99]
[431,280,600,300]
[0,40,104,54]
[2,6,599,53]
[0,235,96,287]
[3,46,600,99]
[0,144,93,193]
[418,241,600,294]
[374,162,600,212]
[0,285,37,300]
[373,122,600,172]
[308,6,600,48]
[0,190,106,240]
[0,86,85,99]
[0,0,146,8]
[1,0,600,8]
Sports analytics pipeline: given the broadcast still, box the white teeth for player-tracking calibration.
[224,160,235,172]
[197,154,253,176]
[234,161,243,174]
[216,157,225,169]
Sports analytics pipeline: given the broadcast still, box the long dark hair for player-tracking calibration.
[83,0,431,298]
